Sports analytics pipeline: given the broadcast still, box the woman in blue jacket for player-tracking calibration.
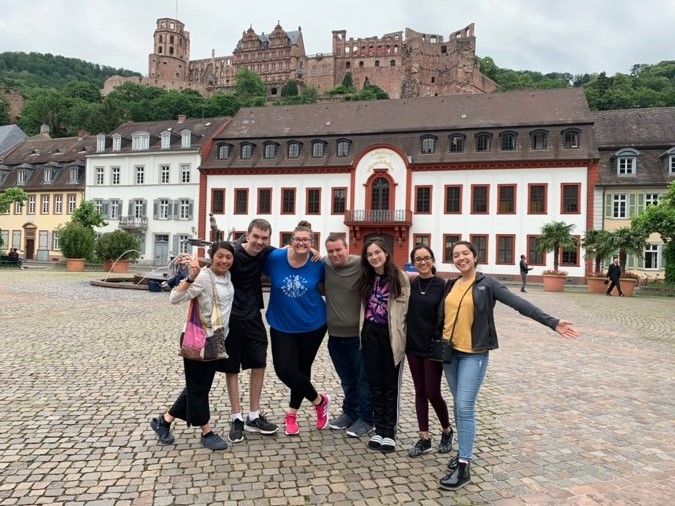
[436,241,579,490]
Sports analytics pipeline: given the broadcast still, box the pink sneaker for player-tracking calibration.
[314,393,331,430]
[284,413,300,436]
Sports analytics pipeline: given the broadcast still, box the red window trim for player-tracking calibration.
[443,233,463,262]
[443,184,463,214]
[257,187,272,215]
[331,186,347,215]
[496,184,517,215]
[560,182,581,214]
[211,188,226,215]
[281,187,296,215]
[469,234,489,265]
[305,187,322,215]
[527,183,548,215]
[470,184,490,215]
[495,234,515,265]
[414,185,433,214]
[526,234,545,266]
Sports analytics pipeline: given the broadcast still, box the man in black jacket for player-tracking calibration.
[606,257,623,296]
[519,254,533,293]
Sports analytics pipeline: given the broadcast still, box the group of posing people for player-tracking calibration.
[150,218,579,491]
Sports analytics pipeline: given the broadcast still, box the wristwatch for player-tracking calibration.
[184,277,194,284]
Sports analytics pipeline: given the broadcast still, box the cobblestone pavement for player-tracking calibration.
[0,270,673,505]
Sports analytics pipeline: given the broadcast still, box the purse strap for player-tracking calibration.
[445,280,474,343]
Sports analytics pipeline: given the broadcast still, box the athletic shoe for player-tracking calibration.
[228,418,245,443]
[314,393,331,430]
[284,413,300,436]
[380,437,396,453]
[408,438,432,458]
[438,429,453,454]
[345,419,374,437]
[150,414,175,445]
[244,413,278,435]
[328,412,354,430]
[200,432,228,450]
[367,434,383,450]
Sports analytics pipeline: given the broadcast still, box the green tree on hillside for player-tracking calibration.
[235,68,266,105]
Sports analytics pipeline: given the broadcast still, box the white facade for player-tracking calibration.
[85,150,200,265]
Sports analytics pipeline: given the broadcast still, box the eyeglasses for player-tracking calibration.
[414,256,432,263]
[292,237,311,244]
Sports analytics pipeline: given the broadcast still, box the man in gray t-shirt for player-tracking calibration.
[324,234,373,437]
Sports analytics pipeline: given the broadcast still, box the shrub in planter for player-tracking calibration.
[95,230,141,262]
[57,221,95,260]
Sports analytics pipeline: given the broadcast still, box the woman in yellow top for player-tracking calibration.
[435,241,579,490]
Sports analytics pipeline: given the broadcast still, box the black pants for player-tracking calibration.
[607,279,623,295]
[168,358,218,427]
[361,320,402,439]
[270,324,327,409]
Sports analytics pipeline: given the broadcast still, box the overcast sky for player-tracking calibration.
[0,0,672,77]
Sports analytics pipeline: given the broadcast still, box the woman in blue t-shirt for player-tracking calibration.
[264,221,331,436]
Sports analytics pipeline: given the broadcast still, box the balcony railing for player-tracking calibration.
[119,216,148,230]
[344,209,412,226]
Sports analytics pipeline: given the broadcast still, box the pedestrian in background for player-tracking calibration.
[519,254,533,293]
[606,256,624,296]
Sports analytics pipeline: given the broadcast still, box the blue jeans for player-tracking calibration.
[327,335,373,424]
[443,351,489,461]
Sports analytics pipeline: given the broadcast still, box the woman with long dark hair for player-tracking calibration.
[359,237,410,453]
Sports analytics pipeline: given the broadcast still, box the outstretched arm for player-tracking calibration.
[554,319,579,339]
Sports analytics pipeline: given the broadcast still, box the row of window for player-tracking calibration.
[421,128,580,154]
[96,131,193,153]
[415,183,581,215]
[92,164,192,186]
[612,148,675,176]
[92,198,194,221]
[211,187,346,215]
[217,139,351,161]
[4,194,78,216]
[606,192,662,219]
[15,166,80,186]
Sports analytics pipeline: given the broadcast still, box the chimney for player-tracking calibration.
[40,124,50,135]
[177,115,187,123]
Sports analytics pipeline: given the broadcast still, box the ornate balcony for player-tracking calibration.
[344,209,412,227]
[119,216,148,231]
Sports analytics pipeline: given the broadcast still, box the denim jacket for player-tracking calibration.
[434,272,559,351]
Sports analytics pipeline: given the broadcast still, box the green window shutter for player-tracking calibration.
[626,253,635,269]
[636,193,645,215]
[628,193,637,217]
[636,252,644,269]
[605,194,613,218]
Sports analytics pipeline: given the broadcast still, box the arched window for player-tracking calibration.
[217,143,232,159]
[530,129,548,150]
[287,141,301,158]
[449,134,465,153]
[499,131,517,151]
[562,128,580,149]
[311,140,325,158]
[475,132,492,152]
[336,139,351,157]
[240,143,254,159]
[263,142,278,159]
[421,135,437,154]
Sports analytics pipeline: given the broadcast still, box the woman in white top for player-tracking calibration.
[150,241,235,451]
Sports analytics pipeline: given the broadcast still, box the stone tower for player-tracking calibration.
[147,18,191,82]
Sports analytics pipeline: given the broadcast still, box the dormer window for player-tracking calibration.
[43,168,53,184]
[69,167,79,183]
[217,143,232,159]
[287,141,301,159]
[17,170,26,185]
[499,131,517,151]
[96,134,106,152]
[530,129,548,150]
[161,131,171,149]
[263,142,278,159]
[240,143,254,160]
[132,132,150,151]
[449,134,465,153]
[661,147,675,175]
[112,135,121,151]
[614,148,639,176]
[311,140,326,158]
[336,139,351,157]
[181,131,191,148]
[420,135,437,154]
[562,128,580,149]
[475,132,492,152]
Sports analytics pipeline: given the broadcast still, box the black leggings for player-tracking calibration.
[270,324,327,409]
[407,352,450,433]
[168,358,218,427]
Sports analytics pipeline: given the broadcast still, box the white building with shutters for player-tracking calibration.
[85,116,228,265]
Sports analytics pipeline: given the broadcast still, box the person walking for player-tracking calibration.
[218,219,279,444]
[150,242,236,450]
[519,254,533,293]
[606,256,624,296]
[437,241,579,490]
[406,245,453,458]
[324,234,374,438]
[359,237,410,453]
[264,221,331,436]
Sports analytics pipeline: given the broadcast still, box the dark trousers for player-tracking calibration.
[607,279,623,295]
[270,324,327,409]
[328,335,373,423]
[407,352,450,433]
[361,321,401,439]
[168,358,219,427]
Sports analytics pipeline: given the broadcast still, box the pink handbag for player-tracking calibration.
[179,298,227,361]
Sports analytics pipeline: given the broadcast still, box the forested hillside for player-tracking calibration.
[1,51,674,138]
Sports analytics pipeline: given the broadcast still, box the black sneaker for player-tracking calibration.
[244,413,278,435]
[408,438,432,458]
[201,432,228,450]
[150,414,175,445]
[439,429,453,454]
[228,418,245,443]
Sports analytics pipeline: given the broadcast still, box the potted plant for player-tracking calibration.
[581,229,613,293]
[619,270,640,297]
[95,229,141,272]
[57,221,96,271]
[538,220,577,292]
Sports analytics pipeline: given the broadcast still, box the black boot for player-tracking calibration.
[440,460,471,490]
[447,454,459,472]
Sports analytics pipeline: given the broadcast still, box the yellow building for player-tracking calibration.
[0,133,94,261]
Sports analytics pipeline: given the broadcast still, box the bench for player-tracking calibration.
[0,255,21,268]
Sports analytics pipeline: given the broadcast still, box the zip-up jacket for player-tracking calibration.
[434,272,559,351]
